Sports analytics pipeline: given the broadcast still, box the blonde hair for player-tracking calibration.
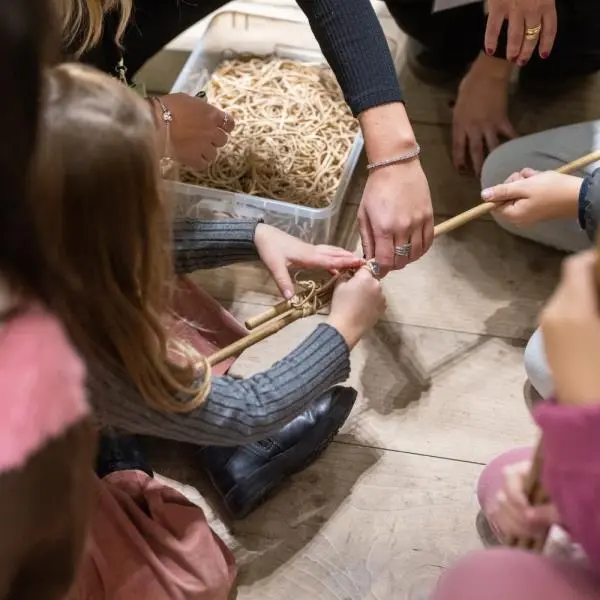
[56,0,133,55]
[31,63,209,412]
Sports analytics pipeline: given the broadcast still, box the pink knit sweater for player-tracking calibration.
[536,401,600,571]
[0,303,88,473]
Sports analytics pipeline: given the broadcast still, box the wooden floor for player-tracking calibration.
[147,218,559,598]
[147,158,564,598]
[136,3,600,597]
[150,223,556,600]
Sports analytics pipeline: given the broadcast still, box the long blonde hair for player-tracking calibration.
[31,63,208,412]
[55,0,133,55]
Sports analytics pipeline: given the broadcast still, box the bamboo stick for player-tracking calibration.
[208,307,303,366]
[433,202,496,237]
[244,298,292,330]
[508,443,548,550]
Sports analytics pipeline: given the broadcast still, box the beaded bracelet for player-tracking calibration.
[366,144,421,172]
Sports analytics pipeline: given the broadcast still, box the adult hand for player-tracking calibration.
[481,169,583,226]
[541,250,600,405]
[254,223,364,299]
[327,267,387,348]
[488,460,561,542]
[485,0,557,64]
[453,54,516,175]
[359,161,433,275]
[155,93,234,171]
[358,103,433,276]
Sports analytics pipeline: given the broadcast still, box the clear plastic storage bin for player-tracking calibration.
[169,9,401,244]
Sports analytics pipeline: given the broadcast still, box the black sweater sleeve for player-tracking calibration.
[76,0,404,117]
[296,0,404,116]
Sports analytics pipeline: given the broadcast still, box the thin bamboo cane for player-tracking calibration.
[507,443,548,550]
[210,149,600,368]
[208,307,304,366]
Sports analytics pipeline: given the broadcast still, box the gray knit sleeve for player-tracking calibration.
[89,323,351,446]
[173,218,261,274]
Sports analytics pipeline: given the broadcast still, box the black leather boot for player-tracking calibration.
[95,428,153,479]
[201,386,357,519]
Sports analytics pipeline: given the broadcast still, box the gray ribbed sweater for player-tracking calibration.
[89,219,351,446]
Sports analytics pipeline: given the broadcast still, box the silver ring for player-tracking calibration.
[394,243,412,257]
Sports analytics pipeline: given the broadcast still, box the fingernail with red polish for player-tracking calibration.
[541,52,549,59]
[486,47,494,55]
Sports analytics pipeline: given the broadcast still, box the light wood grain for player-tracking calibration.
[151,444,482,600]
[225,311,536,463]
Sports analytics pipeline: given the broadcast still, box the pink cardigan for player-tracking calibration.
[536,401,600,570]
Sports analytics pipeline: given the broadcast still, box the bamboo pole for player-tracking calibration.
[208,307,303,366]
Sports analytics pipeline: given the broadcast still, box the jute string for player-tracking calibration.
[180,56,359,208]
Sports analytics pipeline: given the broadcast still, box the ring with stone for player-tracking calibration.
[364,258,380,278]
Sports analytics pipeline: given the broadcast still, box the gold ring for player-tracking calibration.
[524,24,542,41]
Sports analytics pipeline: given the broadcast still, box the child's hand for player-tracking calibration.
[541,250,600,405]
[327,267,386,348]
[488,460,560,542]
[480,169,583,227]
[254,224,364,299]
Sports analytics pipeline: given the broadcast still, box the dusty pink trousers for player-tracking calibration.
[68,472,236,600]
[432,447,600,600]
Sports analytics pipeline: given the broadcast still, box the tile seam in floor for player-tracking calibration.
[329,438,486,467]
[212,297,532,344]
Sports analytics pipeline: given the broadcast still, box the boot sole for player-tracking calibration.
[217,389,357,519]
